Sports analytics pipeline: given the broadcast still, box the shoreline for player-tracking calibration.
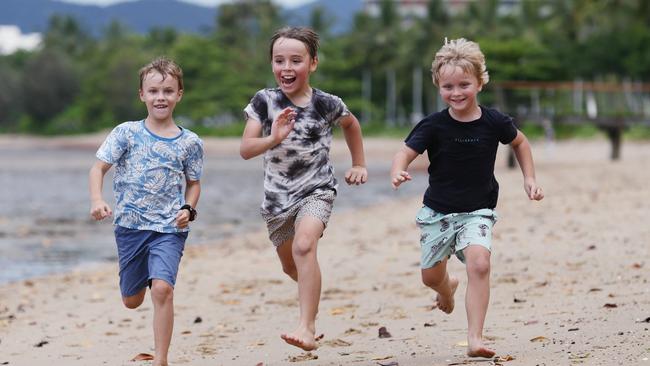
[1,138,649,365]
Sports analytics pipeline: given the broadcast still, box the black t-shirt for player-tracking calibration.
[405,106,518,214]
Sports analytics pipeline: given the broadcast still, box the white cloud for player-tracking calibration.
[0,25,42,55]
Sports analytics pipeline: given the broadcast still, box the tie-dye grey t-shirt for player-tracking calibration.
[244,88,350,215]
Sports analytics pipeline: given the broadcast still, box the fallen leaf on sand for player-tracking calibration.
[378,361,399,366]
[603,303,618,308]
[371,355,394,360]
[494,354,516,362]
[131,353,154,361]
[323,338,352,347]
[34,340,48,347]
[288,352,318,362]
[530,336,549,343]
[378,326,392,338]
[194,316,202,323]
[344,328,362,335]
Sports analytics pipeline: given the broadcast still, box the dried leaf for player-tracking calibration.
[530,336,549,343]
[371,355,394,361]
[494,354,515,362]
[288,352,318,362]
[378,361,399,366]
[424,322,436,327]
[131,353,154,361]
[378,326,392,338]
[603,303,618,308]
[323,338,352,347]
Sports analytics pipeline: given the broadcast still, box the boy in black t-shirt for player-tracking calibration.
[390,38,544,358]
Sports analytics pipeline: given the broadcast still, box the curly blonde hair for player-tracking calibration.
[431,38,489,87]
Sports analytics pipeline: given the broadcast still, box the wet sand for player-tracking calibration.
[0,136,649,365]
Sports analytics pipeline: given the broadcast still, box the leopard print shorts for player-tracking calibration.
[261,189,336,247]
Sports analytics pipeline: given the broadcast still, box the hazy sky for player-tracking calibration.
[58,0,315,8]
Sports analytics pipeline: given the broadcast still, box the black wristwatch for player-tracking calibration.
[180,204,197,221]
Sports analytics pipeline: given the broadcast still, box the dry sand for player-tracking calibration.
[1,137,649,366]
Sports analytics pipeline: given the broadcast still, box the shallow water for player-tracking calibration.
[0,142,426,284]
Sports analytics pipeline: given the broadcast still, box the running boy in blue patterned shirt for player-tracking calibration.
[391,39,543,358]
[89,57,203,366]
[240,26,367,351]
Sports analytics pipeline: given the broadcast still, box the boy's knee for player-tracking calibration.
[467,257,490,277]
[150,280,174,302]
[291,236,316,257]
[123,294,145,309]
[422,273,445,289]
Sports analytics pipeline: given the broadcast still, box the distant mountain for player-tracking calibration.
[0,0,362,36]
[285,0,363,34]
[0,0,217,35]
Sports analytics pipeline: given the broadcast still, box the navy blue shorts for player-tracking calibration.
[114,226,188,297]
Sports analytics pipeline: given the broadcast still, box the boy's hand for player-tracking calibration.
[175,209,191,229]
[345,165,368,185]
[391,171,412,190]
[270,107,297,145]
[524,178,544,201]
[90,199,112,220]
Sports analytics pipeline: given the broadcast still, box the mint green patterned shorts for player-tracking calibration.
[415,206,498,269]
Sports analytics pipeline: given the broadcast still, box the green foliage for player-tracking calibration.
[2,0,650,139]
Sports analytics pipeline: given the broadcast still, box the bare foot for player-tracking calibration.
[467,343,495,358]
[280,328,318,351]
[432,276,459,314]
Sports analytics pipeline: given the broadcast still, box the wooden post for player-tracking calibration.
[604,119,624,160]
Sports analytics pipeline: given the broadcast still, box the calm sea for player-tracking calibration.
[0,141,426,284]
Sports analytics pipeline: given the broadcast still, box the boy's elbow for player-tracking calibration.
[239,148,253,160]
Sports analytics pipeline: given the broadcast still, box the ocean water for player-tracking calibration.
[0,142,426,285]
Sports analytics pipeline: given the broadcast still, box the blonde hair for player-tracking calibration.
[139,57,184,90]
[431,38,489,87]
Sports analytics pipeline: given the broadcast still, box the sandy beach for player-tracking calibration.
[1,136,649,365]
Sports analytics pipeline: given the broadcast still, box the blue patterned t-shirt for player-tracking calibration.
[96,120,203,233]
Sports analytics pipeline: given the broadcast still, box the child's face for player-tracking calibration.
[271,37,318,98]
[437,64,482,115]
[139,71,183,123]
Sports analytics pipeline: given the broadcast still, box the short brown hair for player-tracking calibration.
[431,38,489,87]
[139,57,184,90]
[269,26,319,61]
